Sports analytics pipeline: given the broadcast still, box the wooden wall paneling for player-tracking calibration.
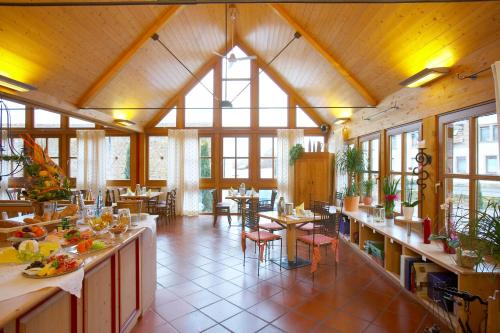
[379,130,387,204]
[213,60,222,129]
[77,6,183,108]
[119,240,140,332]
[269,3,377,106]
[250,58,259,130]
[18,291,71,333]
[421,116,439,230]
[83,259,113,333]
[137,133,146,185]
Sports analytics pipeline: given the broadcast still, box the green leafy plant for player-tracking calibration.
[336,146,365,197]
[383,177,400,198]
[402,177,419,207]
[289,144,304,166]
[361,178,375,197]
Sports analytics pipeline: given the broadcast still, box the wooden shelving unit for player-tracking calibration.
[340,209,500,332]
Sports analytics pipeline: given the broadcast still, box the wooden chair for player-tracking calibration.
[147,195,159,214]
[241,202,282,276]
[257,190,278,212]
[169,188,177,217]
[6,188,22,200]
[156,192,172,223]
[298,200,325,233]
[116,200,142,214]
[211,190,232,227]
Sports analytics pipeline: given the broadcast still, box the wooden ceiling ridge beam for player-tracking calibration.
[269,3,378,107]
[235,37,327,127]
[76,5,183,108]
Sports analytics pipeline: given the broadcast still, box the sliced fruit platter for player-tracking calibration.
[58,229,93,247]
[0,239,60,264]
[67,238,114,255]
[7,226,48,244]
[23,253,83,279]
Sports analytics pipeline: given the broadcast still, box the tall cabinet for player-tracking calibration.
[293,152,334,209]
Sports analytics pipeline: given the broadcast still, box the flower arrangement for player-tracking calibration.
[2,135,71,202]
[430,197,459,254]
[383,177,400,219]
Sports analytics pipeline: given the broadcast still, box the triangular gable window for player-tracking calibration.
[296,106,317,128]
[156,107,177,127]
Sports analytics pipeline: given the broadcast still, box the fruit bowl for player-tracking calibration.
[7,226,48,248]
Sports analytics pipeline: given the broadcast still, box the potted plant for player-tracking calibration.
[361,178,375,205]
[289,144,304,166]
[476,201,500,269]
[383,177,400,219]
[402,178,419,220]
[336,146,365,211]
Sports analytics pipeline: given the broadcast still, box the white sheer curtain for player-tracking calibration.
[333,127,347,196]
[492,61,500,165]
[166,129,199,216]
[276,129,304,203]
[0,131,10,199]
[76,130,106,197]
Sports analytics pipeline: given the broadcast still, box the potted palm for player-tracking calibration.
[361,178,375,205]
[402,178,419,220]
[336,146,365,211]
[383,177,400,219]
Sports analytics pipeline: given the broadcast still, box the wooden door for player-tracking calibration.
[294,153,333,209]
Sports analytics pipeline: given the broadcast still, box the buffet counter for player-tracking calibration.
[0,215,158,333]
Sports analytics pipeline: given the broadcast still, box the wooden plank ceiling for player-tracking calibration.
[0,2,499,130]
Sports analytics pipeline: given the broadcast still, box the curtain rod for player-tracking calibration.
[76,106,377,110]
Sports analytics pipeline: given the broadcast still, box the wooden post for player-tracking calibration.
[422,116,439,231]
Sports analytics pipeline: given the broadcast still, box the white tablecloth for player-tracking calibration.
[0,264,84,302]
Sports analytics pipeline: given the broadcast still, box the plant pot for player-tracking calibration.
[442,240,456,254]
[402,206,414,220]
[457,249,479,269]
[363,196,373,206]
[384,200,395,219]
[344,196,360,212]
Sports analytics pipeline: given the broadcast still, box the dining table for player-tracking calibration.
[258,210,319,269]
[119,191,163,213]
[225,192,259,223]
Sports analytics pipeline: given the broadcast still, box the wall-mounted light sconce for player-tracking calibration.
[400,67,450,88]
[113,119,135,127]
[333,117,350,125]
[341,126,349,141]
[0,75,36,92]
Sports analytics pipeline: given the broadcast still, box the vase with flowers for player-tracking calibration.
[402,178,419,220]
[430,197,458,254]
[383,177,400,219]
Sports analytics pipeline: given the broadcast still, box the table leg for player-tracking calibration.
[272,223,311,270]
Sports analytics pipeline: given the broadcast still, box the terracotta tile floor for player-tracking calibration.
[132,216,450,333]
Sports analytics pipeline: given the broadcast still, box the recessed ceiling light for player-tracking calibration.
[113,119,135,126]
[400,67,450,88]
[0,75,36,92]
[333,117,350,125]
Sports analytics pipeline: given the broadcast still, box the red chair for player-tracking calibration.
[241,200,282,276]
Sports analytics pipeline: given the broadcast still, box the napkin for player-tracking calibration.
[147,189,152,196]
[127,188,134,195]
[295,203,305,217]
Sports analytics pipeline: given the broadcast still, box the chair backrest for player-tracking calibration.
[117,200,142,214]
[270,190,278,207]
[311,200,337,236]
[6,188,22,200]
[211,190,218,211]
[242,198,260,231]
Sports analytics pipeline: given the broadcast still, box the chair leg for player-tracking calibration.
[227,212,231,226]
[279,238,283,271]
[213,212,217,227]
[295,240,298,264]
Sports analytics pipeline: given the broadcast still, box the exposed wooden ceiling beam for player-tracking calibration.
[269,3,377,106]
[236,37,327,127]
[76,5,183,108]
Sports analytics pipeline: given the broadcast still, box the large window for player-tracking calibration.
[260,137,277,179]
[106,136,131,180]
[148,136,167,180]
[35,137,60,166]
[360,135,380,204]
[222,47,251,127]
[223,137,249,179]
[69,117,95,128]
[199,137,212,178]
[1,99,25,128]
[34,109,61,128]
[185,70,214,127]
[259,71,287,127]
[156,107,177,128]
[69,137,77,178]
[5,138,24,177]
[441,109,500,216]
[388,125,420,216]
[296,106,317,128]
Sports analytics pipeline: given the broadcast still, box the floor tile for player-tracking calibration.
[271,311,317,333]
[184,290,221,308]
[203,324,232,332]
[153,288,179,308]
[200,299,243,322]
[207,281,243,298]
[170,310,217,333]
[247,299,288,322]
[130,309,166,333]
[167,281,204,297]
[257,325,285,333]
[323,310,370,333]
[154,298,195,322]
[221,311,268,333]
[226,289,267,309]
[192,274,226,288]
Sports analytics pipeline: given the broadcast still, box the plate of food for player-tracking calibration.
[22,253,83,279]
[67,239,113,255]
[7,226,48,245]
[61,229,93,247]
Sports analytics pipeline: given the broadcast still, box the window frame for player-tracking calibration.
[105,135,133,184]
[386,122,422,216]
[221,135,250,180]
[359,132,381,203]
[199,136,213,180]
[146,135,168,184]
[438,102,500,216]
[259,136,277,180]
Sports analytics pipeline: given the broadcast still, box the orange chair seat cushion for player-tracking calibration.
[297,234,334,246]
[245,230,281,242]
[259,222,284,231]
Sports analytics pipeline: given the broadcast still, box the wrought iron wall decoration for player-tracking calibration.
[412,147,432,199]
